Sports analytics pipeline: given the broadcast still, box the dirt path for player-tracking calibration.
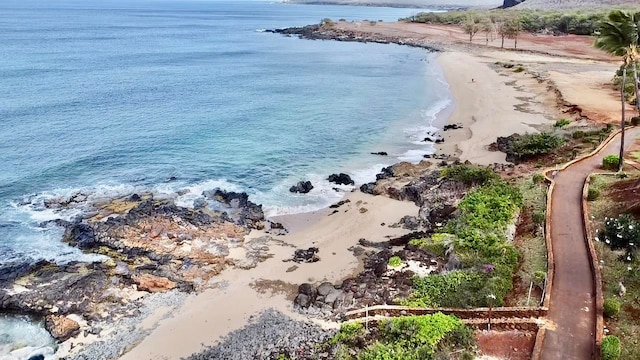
[542,127,640,359]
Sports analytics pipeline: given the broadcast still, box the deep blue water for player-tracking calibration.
[0,0,451,266]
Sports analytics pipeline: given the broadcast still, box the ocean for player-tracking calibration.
[0,0,453,355]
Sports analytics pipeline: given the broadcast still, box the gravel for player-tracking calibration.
[185,309,335,360]
[66,290,187,360]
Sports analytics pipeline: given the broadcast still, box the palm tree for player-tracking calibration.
[594,10,640,171]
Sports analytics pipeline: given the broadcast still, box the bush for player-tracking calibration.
[440,164,499,185]
[604,298,621,318]
[554,119,570,128]
[572,130,585,139]
[632,116,640,126]
[603,155,620,171]
[587,188,600,201]
[511,133,565,160]
[601,335,621,360]
[388,256,402,267]
[514,66,525,73]
[532,210,546,226]
[601,214,640,252]
[532,173,545,184]
[356,313,474,360]
[331,321,365,345]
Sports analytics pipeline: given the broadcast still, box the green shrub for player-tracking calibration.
[402,180,522,307]
[572,130,585,139]
[587,187,600,201]
[440,164,499,185]
[532,173,545,184]
[532,210,545,226]
[604,298,621,318]
[356,314,473,360]
[533,270,546,286]
[601,335,621,360]
[511,133,565,160]
[603,155,620,171]
[332,321,365,345]
[514,66,525,73]
[601,214,640,253]
[554,119,570,128]
[388,256,402,267]
[631,116,640,126]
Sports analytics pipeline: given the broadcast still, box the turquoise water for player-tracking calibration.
[0,0,451,266]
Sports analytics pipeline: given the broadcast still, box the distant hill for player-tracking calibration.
[284,0,503,10]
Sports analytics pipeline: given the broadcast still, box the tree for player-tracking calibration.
[594,10,640,171]
[463,15,482,43]
[481,18,494,44]
[506,17,522,49]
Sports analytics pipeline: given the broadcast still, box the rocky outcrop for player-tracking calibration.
[45,315,80,341]
[327,173,354,186]
[289,181,314,194]
[501,0,526,8]
[1,191,272,342]
[269,25,441,52]
[205,190,265,228]
[132,273,177,293]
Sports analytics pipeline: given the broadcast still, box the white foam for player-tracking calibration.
[398,149,433,163]
[167,179,244,208]
[0,315,56,359]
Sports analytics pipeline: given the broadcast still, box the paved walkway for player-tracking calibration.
[542,127,640,359]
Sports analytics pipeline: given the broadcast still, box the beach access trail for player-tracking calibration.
[542,127,640,359]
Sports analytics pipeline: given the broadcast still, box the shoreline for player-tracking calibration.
[116,28,567,359]
[4,18,624,360]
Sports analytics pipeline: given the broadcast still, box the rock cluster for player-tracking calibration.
[293,246,443,318]
[1,189,269,345]
[289,180,314,194]
[327,173,354,186]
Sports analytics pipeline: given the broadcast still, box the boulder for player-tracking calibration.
[327,173,354,186]
[62,223,97,249]
[294,293,311,308]
[298,283,318,304]
[132,273,176,293]
[359,183,376,195]
[289,181,314,194]
[317,282,335,296]
[324,289,343,305]
[44,315,80,341]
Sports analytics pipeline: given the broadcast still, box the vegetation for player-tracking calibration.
[440,164,499,185]
[588,174,640,358]
[603,155,621,171]
[403,179,522,308]
[602,335,622,360]
[587,187,600,201]
[594,10,640,172]
[511,133,565,160]
[554,119,571,128]
[404,9,630,36]
[388,256,402,268]
[329,314,475,360]
[604,298,621,318]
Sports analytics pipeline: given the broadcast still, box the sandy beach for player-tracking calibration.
[116,22,624,360]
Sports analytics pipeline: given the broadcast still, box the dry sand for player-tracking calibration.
[118,22,625,360]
